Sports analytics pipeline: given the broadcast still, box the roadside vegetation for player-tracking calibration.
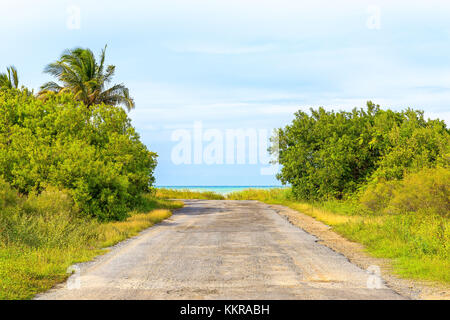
[1,47,448,297]
[156,188,225,200]
[161,103,449,284]
[227,103,449,284]
[273,102,448,200]
[0,47,182,300]
[226,178,449,283]
[0,181,182,300]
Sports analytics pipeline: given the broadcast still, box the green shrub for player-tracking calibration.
[0,89,157,220]
[0,177,19,208]
[0,184,98,249]
[388,167,449,217]
[275,102,449,201]
[359,167,449,217]
[359,179,399,213]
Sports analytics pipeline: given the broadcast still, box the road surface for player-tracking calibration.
[36,200,404,300]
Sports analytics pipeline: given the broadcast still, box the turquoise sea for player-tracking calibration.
[156,186,285,195]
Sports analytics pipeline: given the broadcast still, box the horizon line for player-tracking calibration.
[155,185,286,187]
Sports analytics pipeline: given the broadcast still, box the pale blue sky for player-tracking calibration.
[1,0,449,186]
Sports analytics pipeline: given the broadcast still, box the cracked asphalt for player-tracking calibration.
[36,200,405,300]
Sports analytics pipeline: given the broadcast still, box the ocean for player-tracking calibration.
[155,186,285,195]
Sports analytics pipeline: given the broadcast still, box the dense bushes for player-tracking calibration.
[0,89,157,220]
[265,102,450,282]
[275,101,449,200]
[360,167,449,217]
[0,177,181,300]
[0,178,98,248]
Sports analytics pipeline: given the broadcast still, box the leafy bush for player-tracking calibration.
[370,114,449,181]
[275,102,449,200]
[0,185,98,249]
[388,167,449,216]
[359,167,449,217]
[0,178,180,299]
[0,89,157,220]
[0,177,19,208]
[359,179,400,213]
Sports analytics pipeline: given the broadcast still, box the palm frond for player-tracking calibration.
[39,81,63,92]
[98,44,107,76]
[98,84,135,111]
[8,66,19,88]
[103,65,115,85]
[41,46,135,110]
[0,66,19,89]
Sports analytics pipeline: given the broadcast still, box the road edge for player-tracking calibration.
[267,203,449,300]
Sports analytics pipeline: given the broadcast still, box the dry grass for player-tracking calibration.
[98,209,173,247]
[0,188,183,300]
[156,188,225,200]
[227,187,449,284]
[281,202,363,226]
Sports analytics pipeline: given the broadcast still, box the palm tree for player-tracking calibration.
[0,66,19,89]
[39,45,135,111]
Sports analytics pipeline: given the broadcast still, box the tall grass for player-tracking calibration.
[0,179,183,300]
[98,209,173,247]
[156,188,225,200]
[226,188,292,201]
[359,167,450,217]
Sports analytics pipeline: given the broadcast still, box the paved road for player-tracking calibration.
[36,200,404,300]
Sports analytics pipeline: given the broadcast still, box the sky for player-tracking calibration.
[1,0,449,186]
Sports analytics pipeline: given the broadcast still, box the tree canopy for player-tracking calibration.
[39,46,135,111]
[274,101,449,200]
[0,89,156,220]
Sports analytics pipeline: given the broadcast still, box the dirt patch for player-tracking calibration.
[268,203,450,300]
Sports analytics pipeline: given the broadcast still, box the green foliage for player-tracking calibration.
[228,187,449,283]
[359,179,399,213]
[39,45,135,110]
[226,188,293,201]
[275,101,449,200]
[361,167,450,217]
[371,111,449,181]
[0,89,157,220]
[0,66,19,89]
[135,192,185,212]
[0,181,180,299]
[0,177,19,208]
[0,181,98,251]
[389,167,449,216]
[335,211,449,282]
[156,188,226,200]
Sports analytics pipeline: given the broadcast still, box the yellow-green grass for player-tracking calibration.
[0,195,183,300]
[227,188,449,284]
[156,188,225,200]
[98,208,174,247]
[0,246,104,300]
